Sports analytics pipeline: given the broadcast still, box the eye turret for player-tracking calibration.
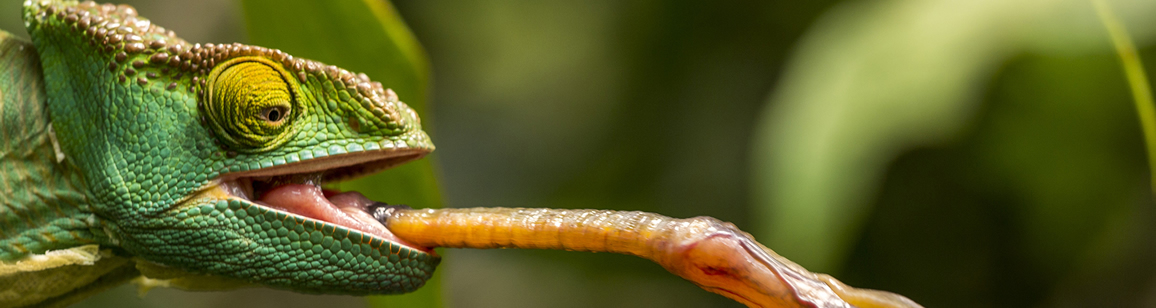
[203,57,301,152]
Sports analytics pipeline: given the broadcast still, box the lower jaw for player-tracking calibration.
[217,179,430,253]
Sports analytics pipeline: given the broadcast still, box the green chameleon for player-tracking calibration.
[2,0,440,306]
[1,1,926,307]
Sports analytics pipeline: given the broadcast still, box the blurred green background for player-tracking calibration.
[4,0,1156,307]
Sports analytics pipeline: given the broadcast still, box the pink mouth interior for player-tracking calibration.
[255,184,429,253]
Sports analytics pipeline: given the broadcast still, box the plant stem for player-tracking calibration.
[1093,0,1156,195]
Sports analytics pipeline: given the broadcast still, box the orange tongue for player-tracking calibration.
[257,184,428,252]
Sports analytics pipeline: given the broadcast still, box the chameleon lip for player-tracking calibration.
[215,148,434,253]
[221,148,430,183]
[216,178,432,254]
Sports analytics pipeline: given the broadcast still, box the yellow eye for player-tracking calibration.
[262,106,288,123]
[203,57,300,152]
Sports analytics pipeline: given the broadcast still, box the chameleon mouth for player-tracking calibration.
[217,150,432,253]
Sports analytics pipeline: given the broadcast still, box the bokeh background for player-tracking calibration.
[4,0,1156,307]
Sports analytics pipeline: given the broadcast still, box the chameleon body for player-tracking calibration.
[0,1,925,307]
[1,0,438,305]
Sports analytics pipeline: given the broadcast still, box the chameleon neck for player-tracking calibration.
[0,31,105,261]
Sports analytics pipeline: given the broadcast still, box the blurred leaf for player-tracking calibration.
[841,51,1155,307]
[1094,0,1156,192]
[239,0,444,307]
[751,0,1156,272]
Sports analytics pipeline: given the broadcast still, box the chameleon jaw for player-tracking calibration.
[214,149,434,253]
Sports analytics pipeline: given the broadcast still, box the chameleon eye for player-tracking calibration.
[262,106,288,123]
[203,57,301,152]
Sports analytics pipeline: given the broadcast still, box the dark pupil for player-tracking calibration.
[266,108,282,122]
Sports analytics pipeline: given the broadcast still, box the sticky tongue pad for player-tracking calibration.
[256,184,426,251]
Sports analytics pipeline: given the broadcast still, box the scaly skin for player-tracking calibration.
[0,27,99,266]
[1,0,438,303]
[1,1,926,307]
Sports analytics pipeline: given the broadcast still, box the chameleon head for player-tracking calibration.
[24,0,438,294]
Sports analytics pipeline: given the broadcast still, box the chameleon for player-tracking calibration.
[0,1,922,307]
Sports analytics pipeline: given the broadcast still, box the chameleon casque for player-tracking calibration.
[0,1,923,307]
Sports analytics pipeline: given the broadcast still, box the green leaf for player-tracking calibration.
[238,0,444,307]
[751,0,1156,272]
[1094,0,1156,193]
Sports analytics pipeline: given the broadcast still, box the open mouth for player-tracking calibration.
[215,149,432,253]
